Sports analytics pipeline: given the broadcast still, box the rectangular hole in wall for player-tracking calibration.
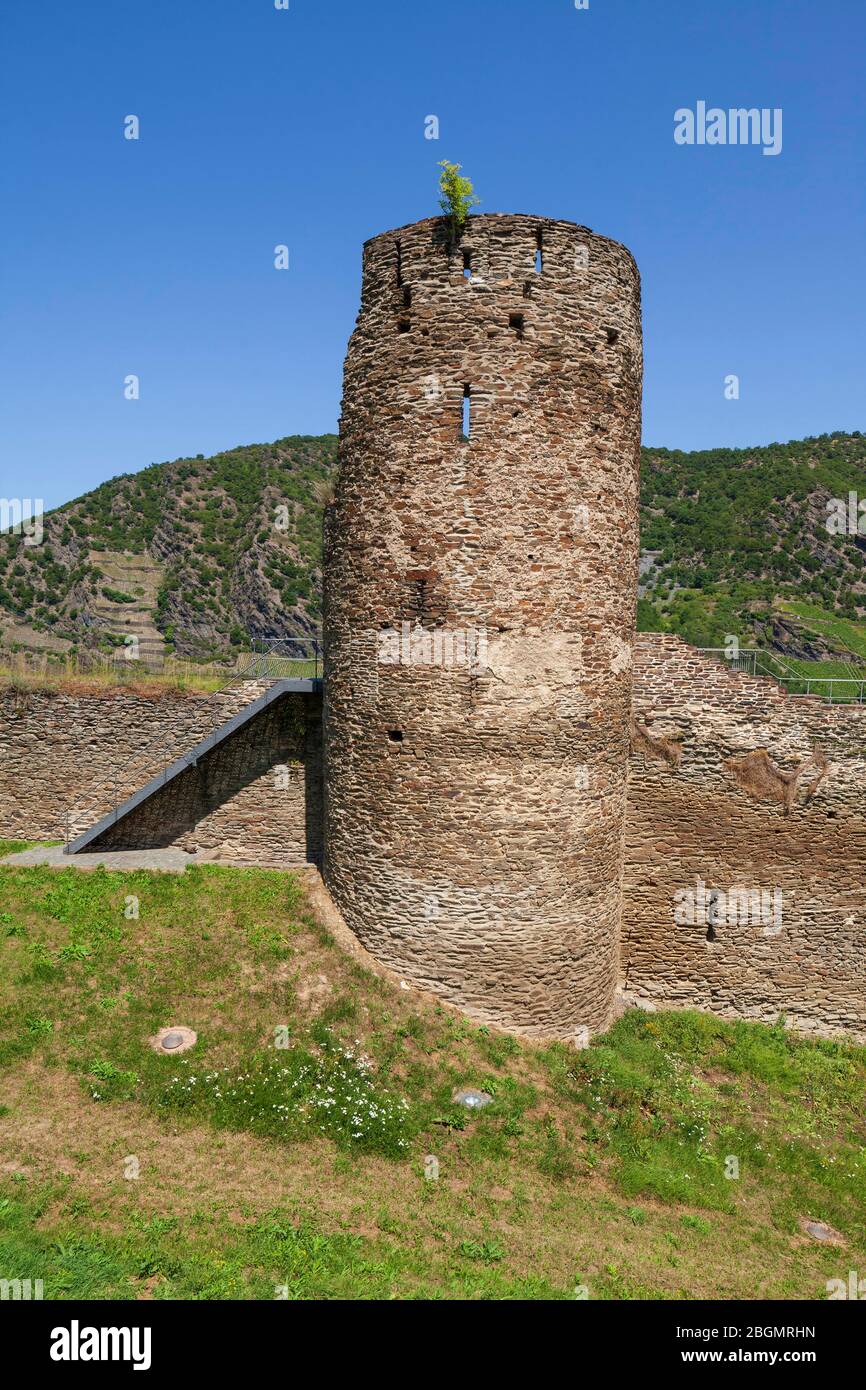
[535,227,543,273]
[398,319,410,333]
[463,251,472,280]
[461,386,471,440]
[509,313,525,339]
[402,285,412,308]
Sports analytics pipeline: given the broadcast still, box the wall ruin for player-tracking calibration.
[0,681,321,867]
[1,637,864,1039]
[623,635,866,1040]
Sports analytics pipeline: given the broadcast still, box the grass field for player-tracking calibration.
[0,856,864,1300]
[0,655,229,695]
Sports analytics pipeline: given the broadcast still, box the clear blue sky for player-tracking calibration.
[2,0,864,511]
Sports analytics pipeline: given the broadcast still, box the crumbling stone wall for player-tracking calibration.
[623,635,866,1039]
[323,213,643,1037]
[88,692,322,866]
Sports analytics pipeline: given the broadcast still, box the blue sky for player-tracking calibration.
[2,0,864,511]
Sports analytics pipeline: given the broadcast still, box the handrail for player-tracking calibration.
[62,676,271,848]
[696,648,866,705]
[64,677,312,855]
[238,635,322,681]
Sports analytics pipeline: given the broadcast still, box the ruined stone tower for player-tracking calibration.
[323,213,642,1037]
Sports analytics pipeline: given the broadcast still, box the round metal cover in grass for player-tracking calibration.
[453,1088,493,1110]
[802,1219,843,1244]
[151,1025,197,1054]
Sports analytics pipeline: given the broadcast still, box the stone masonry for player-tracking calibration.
[85,691,322,866]
[2,216,863,1044]
[0,681,272,844]
[0,681,321,866]
[623,635,866,1040]
[323,214,643,1037]
[1,638,864,1038]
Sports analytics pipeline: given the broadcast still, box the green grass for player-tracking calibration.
[780,600,866,661]
[159,1039,412,1157]
[1,862,864,1300]
[0,1183,566,1300]
[0,840,60,859]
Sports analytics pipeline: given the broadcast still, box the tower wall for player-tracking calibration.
[323,213,642,1036]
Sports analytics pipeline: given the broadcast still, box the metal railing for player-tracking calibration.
[237,634,323,681]
[697,648,762,676]
[697,648,866,705]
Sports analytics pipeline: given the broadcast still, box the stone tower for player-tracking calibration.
[323,213,642,1037]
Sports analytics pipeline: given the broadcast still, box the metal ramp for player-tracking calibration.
[64,677,320,855]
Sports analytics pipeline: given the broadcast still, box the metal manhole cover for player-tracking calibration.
[151,1025,197,1054]
[453,1088,493,1110]
[801,1217,844,1244]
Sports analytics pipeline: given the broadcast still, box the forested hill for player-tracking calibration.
[0,436,336,662]
[0,429,863,663]
[637,431,866,652]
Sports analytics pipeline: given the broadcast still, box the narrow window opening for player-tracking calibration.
[707,891,721,942]
[398,319,410,334]
[387,729,403,743]
[402,285,412,308]
[606,327,619,345]
[523,280,532,298]
[535,227,544,273]
[463,251,472,280]
[394,241,403,287]
[509,312,525,339]
[461,386,471,440]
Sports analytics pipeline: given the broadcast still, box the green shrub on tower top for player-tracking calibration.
[438,160,480,239]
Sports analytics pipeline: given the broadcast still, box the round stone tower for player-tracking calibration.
[323,213,642,1037]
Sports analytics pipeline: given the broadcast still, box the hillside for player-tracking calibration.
[637,431,866,653]
[1,429,864,664]
[0,436,336,663]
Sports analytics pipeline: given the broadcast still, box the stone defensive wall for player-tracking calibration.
[1,637,863,1039]
[624,634,866,1040]
[0,680,320,865]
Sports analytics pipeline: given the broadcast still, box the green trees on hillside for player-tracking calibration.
[1,429,862,660]
[638,432,866,644]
